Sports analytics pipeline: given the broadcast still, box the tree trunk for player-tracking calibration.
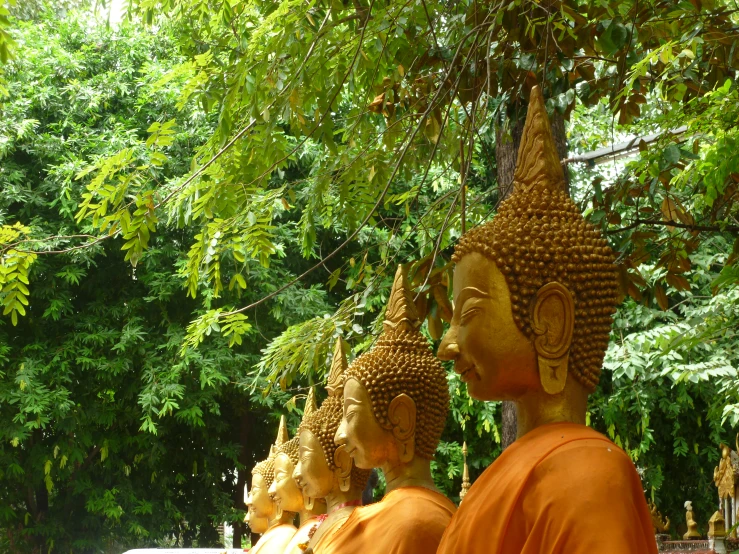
[233,409,252,548]
[494,106,569,450]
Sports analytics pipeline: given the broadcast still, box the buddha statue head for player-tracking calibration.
[250,415,289,525]
[335,265,449,470]
[438,86,619,412]
[250,455,277,525]
[245,484,269,534]
[270,392,326,519]
[294,339,372,501]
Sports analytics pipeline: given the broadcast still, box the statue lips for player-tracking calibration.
[456,361,478,383]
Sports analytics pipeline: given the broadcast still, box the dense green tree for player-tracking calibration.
[0,10,328,552]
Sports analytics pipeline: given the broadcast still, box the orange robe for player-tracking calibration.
[320,486,456,554]
[310,511,353,553]
[284,517,321,554]
[249,522,296,554]
[436,422,658,554]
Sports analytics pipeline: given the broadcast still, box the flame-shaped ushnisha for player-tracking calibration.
[512,86,566,194]
[303,386,318,419]
[326,339,348,397]
[254,414,290,486]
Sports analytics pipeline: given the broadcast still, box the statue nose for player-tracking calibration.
[335,419,348,446]
[437,335,460,361]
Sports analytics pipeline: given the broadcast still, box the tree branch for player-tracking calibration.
[606,218,739,234]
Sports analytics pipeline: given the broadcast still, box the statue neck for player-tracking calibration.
[516,382,588,439]
[268,510,294,529]
[325,485,362,514]
[298,502,326,526]
[381,455,438,495]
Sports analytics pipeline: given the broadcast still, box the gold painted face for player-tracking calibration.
[271,453,303,513]
[335,377,396,470]
[250,473,275,521]
[245,493,268,534]
[438,253,538,401]
[294,429,334,499]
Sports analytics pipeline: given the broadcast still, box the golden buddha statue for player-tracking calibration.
[247,416,297,554]
[293,339,371,553]
[272,391,328,554]
[322,265,456,553]
[684,500,701,539]
[435,86,657,554]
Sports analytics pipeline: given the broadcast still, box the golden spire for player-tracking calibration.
[302,387,318,422]
[383,265,421,332]
[275,415,289,448]
[460,441,471,502]
[326,338,348,397]
[512,85,566,195]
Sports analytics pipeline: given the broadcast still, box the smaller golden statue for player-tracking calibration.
[683,501,701,540]
[272,395,327,554]
[248,416,298,554]
[327,265,456,553]
[293,339,371,553]
[459,442,471,503]
[648,502,670,534]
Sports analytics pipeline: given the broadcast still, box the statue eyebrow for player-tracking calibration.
[456,287,491,307]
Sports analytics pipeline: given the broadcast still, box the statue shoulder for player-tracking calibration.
[520,438,656,553]
[531,436,640,498]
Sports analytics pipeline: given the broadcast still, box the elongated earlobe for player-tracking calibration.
[334,445,353,492]
[388,394,416,463]
[531,282,574,395]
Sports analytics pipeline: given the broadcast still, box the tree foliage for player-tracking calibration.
[0,11,311,552]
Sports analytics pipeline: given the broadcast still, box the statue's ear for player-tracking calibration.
[333,445,352,492]
[531,282,574,395]
[388,394,416,463]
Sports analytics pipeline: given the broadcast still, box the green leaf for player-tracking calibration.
[664,144,681,165]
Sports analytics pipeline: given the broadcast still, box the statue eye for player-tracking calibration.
[460,306,481,324]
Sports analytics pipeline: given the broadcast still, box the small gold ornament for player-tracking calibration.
[460,442,471,503]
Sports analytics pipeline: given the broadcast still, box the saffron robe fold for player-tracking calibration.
[249,523,296,554]
[320,486,456,554]
[283,517,321,554]
[436,422,657,554]
[310,510,353,553]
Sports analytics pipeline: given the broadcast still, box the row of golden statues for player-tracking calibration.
[243,87,659,554]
